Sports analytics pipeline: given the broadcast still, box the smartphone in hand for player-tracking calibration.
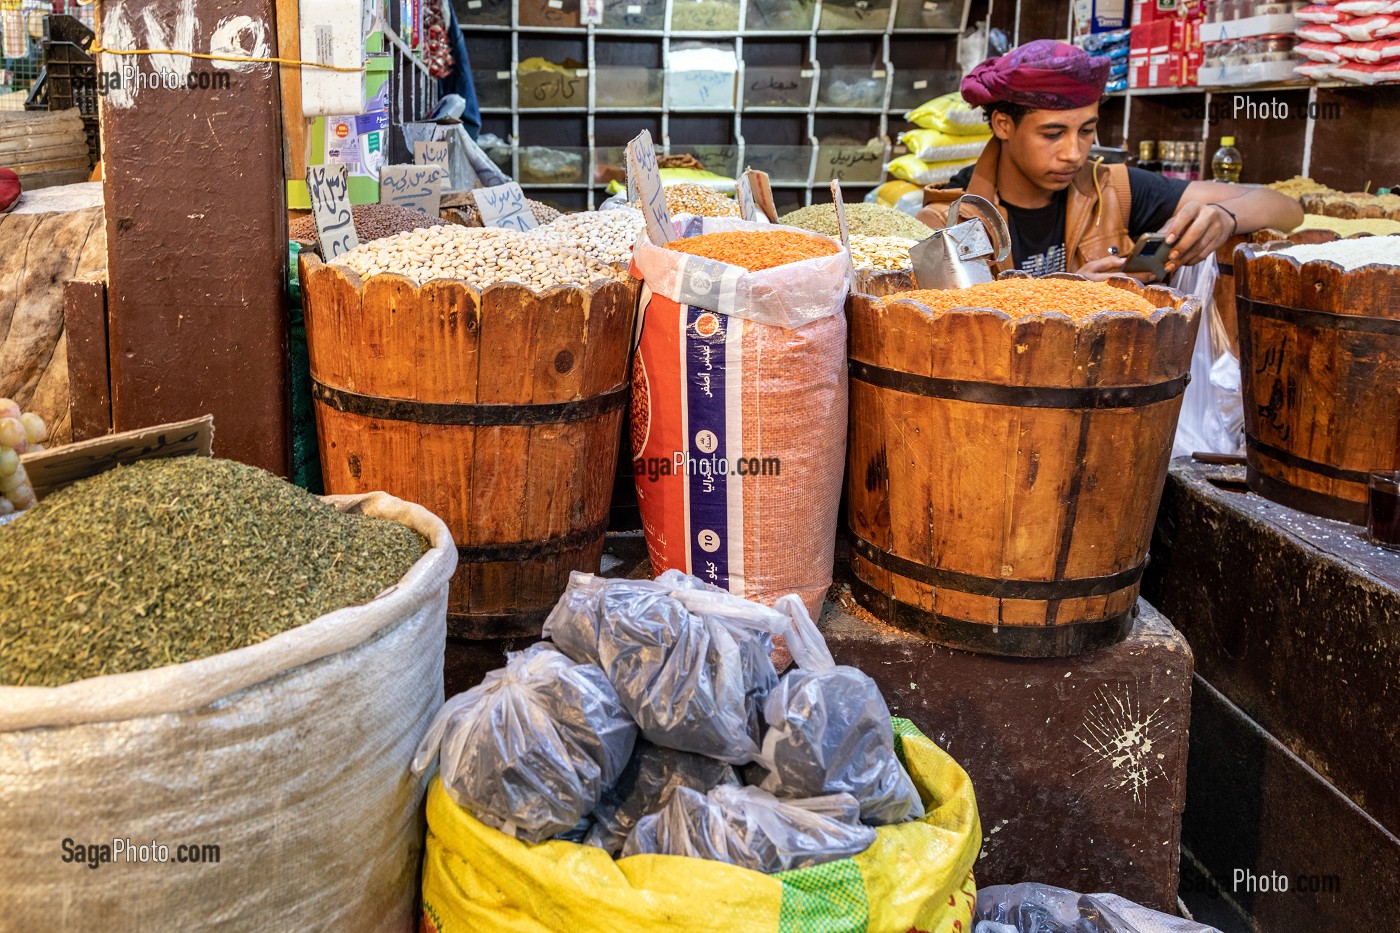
[1122,233,1170,281]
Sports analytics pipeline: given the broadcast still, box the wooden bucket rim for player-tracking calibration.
[1235,237,1400,309]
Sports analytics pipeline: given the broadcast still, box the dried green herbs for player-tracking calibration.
[0,457,429,687]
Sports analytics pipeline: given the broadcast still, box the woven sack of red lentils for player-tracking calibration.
[630,216,849,618]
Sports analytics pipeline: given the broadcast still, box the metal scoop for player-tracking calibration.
[909,194,1012,290]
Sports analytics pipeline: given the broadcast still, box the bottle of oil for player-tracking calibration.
[1212,136,1243,183]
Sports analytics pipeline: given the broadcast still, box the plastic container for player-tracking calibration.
[743,65,817,108]
[1212,136,1243,182]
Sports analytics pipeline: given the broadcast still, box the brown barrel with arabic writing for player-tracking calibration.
[1235,238,1400,524]
[300,252,639,638]
[845,273,1200,658]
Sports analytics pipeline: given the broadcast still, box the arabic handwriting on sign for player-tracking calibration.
[532,72,582,103]
[751,77,800,93]
[380,165,445,217]
[475,182,539,232]
[414,140,448,166]
[306,165,358,261]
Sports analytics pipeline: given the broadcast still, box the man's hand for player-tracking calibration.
[1159,200,1235,273]
[1074,256,1155,283]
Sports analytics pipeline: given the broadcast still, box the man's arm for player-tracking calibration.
[1159,182,1305,273]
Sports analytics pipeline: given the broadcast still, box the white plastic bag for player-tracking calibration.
[412,642,638,844]
[1170,255,1244,458]
[620,784,877,873]
[543,569,784,764]
[754,597,925,825]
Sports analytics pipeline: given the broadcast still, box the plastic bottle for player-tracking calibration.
[1212,136,1243,183]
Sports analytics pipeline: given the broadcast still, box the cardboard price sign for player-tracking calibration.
[475,182,540,231]
[306,164,359,260]
[21,416,214,502]
[626,130,672,244]
[414,140,449,167]
[830,179,854,274]
[380,164,446,217]
[742,169,779,223]
[736,174,758,223]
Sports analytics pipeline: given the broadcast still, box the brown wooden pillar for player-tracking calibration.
[97,0,289,474]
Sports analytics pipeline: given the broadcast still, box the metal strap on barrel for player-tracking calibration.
[447,608,552,641]
[850,534,1147,600]
[1246,437,1377,486]
[456,517,609,564]
[848,360,1189,410]
[846,576,1136,658]
[1238,296,1400,336]
[311,381,628,425]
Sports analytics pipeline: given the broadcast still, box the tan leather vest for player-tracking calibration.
[915,138,1134,276]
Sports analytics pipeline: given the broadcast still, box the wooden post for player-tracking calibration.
[97,0,290,474]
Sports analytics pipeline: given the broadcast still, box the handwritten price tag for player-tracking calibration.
[743,169,779,223]
[414,140,449,167]
[626,130,672,244]
[830,180,853,274]
[380,164,446,217]
[475,182,540,231]
[306,164,359,260]
[736,175,758,222]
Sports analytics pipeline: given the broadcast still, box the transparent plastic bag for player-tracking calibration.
[584,740,740,856]
[753,597,925,825]
[411,643,638,844]
[621,784,876,873]
[543,570,784,763]
[974,883,1222,933]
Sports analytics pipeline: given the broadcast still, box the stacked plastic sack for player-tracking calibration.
[886,92,990,187]
[1076,28,1131,93]
[410,570,983,932]
[1296,0,1400,84]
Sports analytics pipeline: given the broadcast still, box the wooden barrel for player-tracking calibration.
[1213,228,1333,360]
[300,253,639,638]
[1235,238,1400,524]
[846,273,1201,658]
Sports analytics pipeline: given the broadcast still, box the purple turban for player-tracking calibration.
[961,39,1110,110]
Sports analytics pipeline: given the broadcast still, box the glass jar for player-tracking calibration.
[1256,34,1296,62]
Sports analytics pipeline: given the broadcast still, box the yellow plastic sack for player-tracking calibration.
[886,154,978,187]
[899,128,989,164]
[422,719,980,933]
[905,91,987,136]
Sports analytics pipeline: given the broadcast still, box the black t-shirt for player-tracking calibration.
[944,165,1190,274]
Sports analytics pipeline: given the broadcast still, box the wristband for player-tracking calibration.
[1213,202,1239,236]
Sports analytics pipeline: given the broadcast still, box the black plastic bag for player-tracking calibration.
[753,599,924,826]
[621,784,876,873]
[543,570,784,763]
[585,741,740,856]
[412,643,638,844]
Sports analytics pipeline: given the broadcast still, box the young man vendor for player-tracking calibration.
[917,40,1303,280]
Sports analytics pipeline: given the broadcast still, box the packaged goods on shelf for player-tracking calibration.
[584,742,741,856]
[886,152,980,187]
[412,643,638,844]
[0,457,428,687]
[905,91,988,135]
[782,201,933,239]
[543,570,782,764]
[898,127,990,163]
[332,225,622,288]
[1334,13,1400,41]
[621,785,878,872]
[630,219,849,617]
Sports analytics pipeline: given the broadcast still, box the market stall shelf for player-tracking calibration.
[300,254,638,639]
[845,274,1201,657]
[1235,239,1400,524]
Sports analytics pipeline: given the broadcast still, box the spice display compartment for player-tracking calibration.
[742,65,820,109]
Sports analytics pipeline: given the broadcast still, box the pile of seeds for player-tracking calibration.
[664,229,840,271]
[538,208,646,267]
[849,235,917,271]
[1273,236,1400,271]
[289,203,446,244]
[780,202,933,240]
[0,457,428,687]
[334,225,621,288]
[644,183,741,218]
[895,278,1156,321]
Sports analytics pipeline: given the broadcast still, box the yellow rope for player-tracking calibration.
[1091,155,1106,229]
[88,45,366,73]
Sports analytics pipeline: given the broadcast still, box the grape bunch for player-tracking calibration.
[0,398,46,516]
